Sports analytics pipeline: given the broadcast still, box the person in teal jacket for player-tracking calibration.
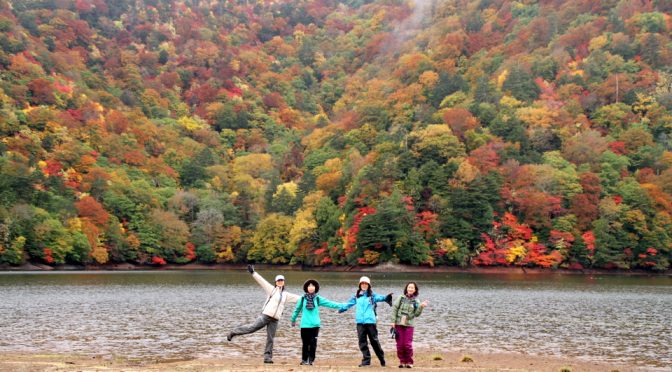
[338,276,393,367]
[290,279,344,366]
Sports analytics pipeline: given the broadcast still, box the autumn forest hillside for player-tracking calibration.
[1,0,671,271]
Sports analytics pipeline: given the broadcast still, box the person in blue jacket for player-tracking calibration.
[290,279,344,366]
[339,276,393,367]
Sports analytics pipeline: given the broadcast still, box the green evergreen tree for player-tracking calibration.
[502,65,540,102]
[67,231,92,264]
[592,218,630,269]
[568,234,591,268]
[314,197,341,244]
[356,191,429,264]
[473,76,501,105]
[440,174,500,249]
[428,72,469,108]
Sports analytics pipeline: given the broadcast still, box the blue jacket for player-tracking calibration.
[340,292,388,324]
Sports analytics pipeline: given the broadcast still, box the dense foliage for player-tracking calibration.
[1,0,671,271]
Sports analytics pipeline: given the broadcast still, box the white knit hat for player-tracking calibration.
[359,276,371,285]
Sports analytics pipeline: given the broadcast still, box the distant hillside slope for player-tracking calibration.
[0,0,671,271]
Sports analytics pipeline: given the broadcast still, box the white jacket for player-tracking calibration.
[253,272,300,320]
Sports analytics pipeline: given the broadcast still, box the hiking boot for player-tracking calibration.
[300,360,309,365]
[398,365,405,368]
[264,360,273,364]
[358,363,370,367]
[226,333,233,341]
[405,365,413,368]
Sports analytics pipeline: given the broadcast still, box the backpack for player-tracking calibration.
[370,295,377,316]
[395,296,418,315]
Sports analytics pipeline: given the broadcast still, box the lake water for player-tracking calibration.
[0,271,670,368]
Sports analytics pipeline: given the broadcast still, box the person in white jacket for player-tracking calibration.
[227,265,300,363]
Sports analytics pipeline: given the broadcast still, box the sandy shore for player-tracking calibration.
[0,351,654,372]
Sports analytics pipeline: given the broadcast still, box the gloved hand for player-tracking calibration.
[385,293,393,306]
[338,308,346,314]
[291,321,296,327]
[247,264,254,274]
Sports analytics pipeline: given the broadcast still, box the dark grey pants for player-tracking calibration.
[357,323,385,366]
[230,314,279,361]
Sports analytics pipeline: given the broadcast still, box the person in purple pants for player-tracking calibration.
[390,282,428,368]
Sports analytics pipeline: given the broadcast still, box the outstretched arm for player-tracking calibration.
[338,296,357,313]
[285,291,302,303]
[373,293,390,303]
[316,295,345,309]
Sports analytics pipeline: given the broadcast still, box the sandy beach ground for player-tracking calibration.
[0,351,654,372]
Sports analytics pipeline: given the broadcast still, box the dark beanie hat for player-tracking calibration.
[303,279,320,293]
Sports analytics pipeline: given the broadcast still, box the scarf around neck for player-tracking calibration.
[304,293,316,310]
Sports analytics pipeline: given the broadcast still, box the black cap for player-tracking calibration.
[303,279,320,293]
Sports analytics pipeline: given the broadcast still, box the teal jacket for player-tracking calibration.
[291,294,343,328]
[340,292,388,324]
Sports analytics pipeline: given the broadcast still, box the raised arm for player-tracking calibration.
[251,271,274,296]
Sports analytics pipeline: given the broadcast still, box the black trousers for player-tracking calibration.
[356,323,385,365]
[300,327,320,362]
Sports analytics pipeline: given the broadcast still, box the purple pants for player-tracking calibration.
[394,325,414,365]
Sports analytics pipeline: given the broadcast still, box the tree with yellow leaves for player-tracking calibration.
[408,124,466,163]
[247,213,294,264]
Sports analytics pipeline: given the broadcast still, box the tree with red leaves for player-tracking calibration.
[473,212,563,268]
[27,78,57,105]
[75,196,109,227]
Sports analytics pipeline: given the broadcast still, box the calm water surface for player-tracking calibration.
[0,271,670,368]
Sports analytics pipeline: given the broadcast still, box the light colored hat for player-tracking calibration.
[275,275,285,281]
[359,276,371,285]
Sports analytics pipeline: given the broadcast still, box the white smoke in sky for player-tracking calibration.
[403,0,435,31]
[394,0,434,42]
[375,0,436,59]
